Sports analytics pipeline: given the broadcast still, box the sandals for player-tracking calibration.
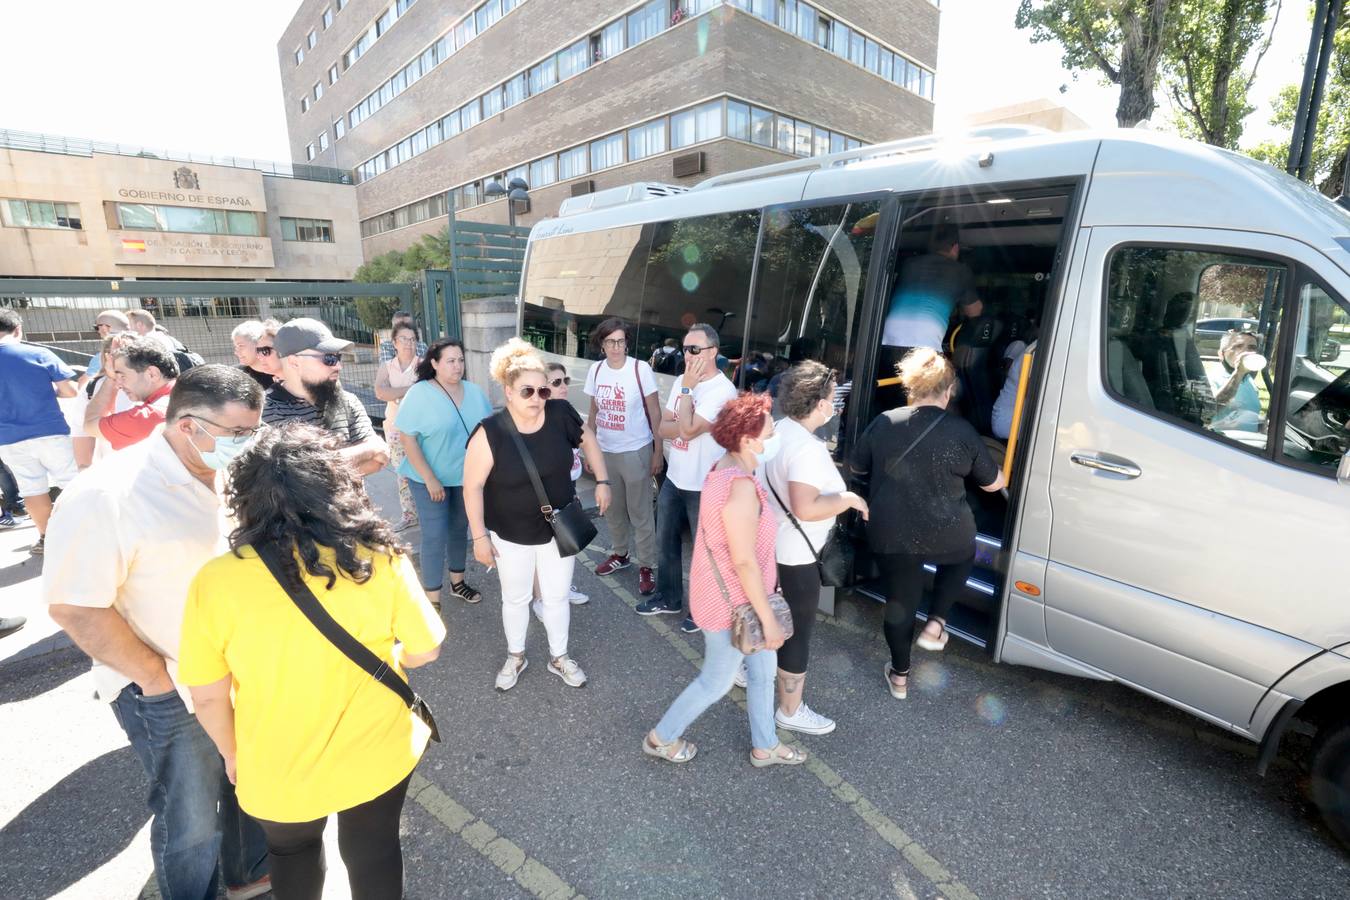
[915,621,949,652]
[450,580,481,604]
[644,734,698,764]
[884,663,909,700]
[750,743,808,768]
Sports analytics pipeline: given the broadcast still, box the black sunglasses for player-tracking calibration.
[298,351,342,367]
[683,344,717,355]
[549,376,570,387]
[254,346,275,356]
[517,385,552,400]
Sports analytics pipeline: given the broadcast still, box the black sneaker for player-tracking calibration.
[679,616,700,634]
[635,596,681,616]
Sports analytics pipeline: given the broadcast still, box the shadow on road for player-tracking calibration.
[0,746,148,897]
[0,642,87,705]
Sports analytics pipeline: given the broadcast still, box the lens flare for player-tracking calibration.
[975,693,1008,726]
[681,271,700,292]
[681,244,702,264]
[912,661,950,692]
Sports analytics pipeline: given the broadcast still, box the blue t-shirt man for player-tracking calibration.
[0,336,77,446]
[882,231,982,350]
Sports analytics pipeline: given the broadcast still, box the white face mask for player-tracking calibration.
[818,396,835,425]
[754,433,783,466]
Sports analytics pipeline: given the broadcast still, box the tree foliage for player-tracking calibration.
[1015,0,1175,127]
[350,227,453,331]
[1164,0,1281,148]
[1248,17,1350,194]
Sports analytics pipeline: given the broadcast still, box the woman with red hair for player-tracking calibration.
[643,393,807,767]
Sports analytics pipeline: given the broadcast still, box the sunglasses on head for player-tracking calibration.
[299,351,342,367]
[516,385,552,400]
[254,346,275,356]
[549,375,570,387]
[683,344,716,355]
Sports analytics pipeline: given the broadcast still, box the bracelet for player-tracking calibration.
[472,534,489,541]
[595,479,611,485]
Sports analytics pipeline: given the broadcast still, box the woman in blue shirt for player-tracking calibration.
[395,338,493,610]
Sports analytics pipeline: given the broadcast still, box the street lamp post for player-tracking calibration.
[485,176,531,228]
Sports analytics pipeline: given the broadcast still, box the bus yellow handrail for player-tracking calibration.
[1002,350,1033,483]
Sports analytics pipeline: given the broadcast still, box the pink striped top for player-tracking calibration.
[689,466,779,632]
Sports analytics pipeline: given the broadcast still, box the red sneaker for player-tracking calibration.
[595,553,631,576]
[638,566,656,595]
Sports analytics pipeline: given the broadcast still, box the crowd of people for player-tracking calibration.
[0,300,1004,899]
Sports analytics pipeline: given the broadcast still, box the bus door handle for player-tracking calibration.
[1070,452,1142,479]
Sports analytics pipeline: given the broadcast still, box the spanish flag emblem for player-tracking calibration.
[122,239,147,252]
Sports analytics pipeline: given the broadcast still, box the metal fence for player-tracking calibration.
[450,221,528,303]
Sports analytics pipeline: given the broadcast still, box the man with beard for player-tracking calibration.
[263,319,388,475]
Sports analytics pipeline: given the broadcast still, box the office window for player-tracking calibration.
[424,119,442,145]
[795,3,816,41]
[727,100,750,141]
[920,69,934,99]
[328,64,339,85]
[627,0,664,47]
[307,30,317,49]
[313,82,323,101]
[442,108,462,137]
[481,86,503,118]
[323,6,333,28]
[300,96,310,113]
[865,39,879,74]
[830,131,845,153]
[628,118,667,161]
[776,116,795,153]
[849,31,864,67]
[831,22,850,57]
[337,0,347,9]
[878,48,894,80]
[396,0,416,14]
[476,0,501,33]
[295,47,304,65]
[306,142,316,160]
[2,199,81,230]
[558,38,589,81]
[813,127,830,156]
[750,106,774,146]
[282,217,335,242]
[375,7,395,36]
[455,16,475,48]
[590,133,624,171]
[673,100,722,147]
[318,130,330,152]
[115,203,159,230]
[505,73,527,107]
[558,145,588,180]
[529,57,557,95]
[335,117,346,139]
[596,20,624,60]
[694,100,722,142]
[530,155,557,188]
[794,121,813,157]
[671,109,696,149]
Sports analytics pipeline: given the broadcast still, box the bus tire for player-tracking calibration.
[1311,720,1350,849]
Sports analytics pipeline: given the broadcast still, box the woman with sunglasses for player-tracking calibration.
[375,322,423,533]
[392,338,493,611]
[462,339,610,691]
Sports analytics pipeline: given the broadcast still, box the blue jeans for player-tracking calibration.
[408,480,468,591]
[655,479,701,611]
[653,627,780,751]
[111,683,269,899]
[0,457,21,512]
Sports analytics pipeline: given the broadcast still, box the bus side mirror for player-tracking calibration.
[1339,450,1350,487]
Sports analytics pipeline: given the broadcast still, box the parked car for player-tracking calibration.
[1195,317,1259,356]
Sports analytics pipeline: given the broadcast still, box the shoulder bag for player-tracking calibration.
[254,543,440,743]
[764,475,853,588]
[700,485,794,653]
[501,412,597,557]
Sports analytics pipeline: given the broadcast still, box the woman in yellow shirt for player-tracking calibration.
[179,424,445,900]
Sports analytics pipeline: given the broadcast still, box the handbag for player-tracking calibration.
[763,476,853,588]
[501,413,597,557]
[701,536,794,654]
[254,543,440,743]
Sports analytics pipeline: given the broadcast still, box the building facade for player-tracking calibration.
[278,0,940,259]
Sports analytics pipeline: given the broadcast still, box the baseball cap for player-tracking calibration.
[273,318,353,358]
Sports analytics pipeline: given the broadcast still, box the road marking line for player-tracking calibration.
[580,554,979,900]
[408,774,584,899]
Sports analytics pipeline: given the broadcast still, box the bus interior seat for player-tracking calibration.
[951,315,1004,434]
[1132,291,1214,425]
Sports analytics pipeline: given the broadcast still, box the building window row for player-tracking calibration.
[281,217,335,242]
[725,0,935,100]
[357,95,867,238]
[342,0,417,73]
[355,0,708,183]
[346,0,530,132]
[113,202,263,237]
[2,199,83,230]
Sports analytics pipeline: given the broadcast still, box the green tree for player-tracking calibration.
[1248,17,1350,194]
[350,228,454,331]
[1165,0,1281,148]
[1015,0,1175,127]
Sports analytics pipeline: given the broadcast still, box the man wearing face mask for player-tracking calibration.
[44,365,272,900]
[262,318,388,475]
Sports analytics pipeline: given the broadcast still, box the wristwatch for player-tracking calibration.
[679,386,692,395]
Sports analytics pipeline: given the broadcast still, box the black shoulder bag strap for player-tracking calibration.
[254,542,440,743]
[882,411,946,479]
[764,472,823,566]
[432,379,471,439]
[501,413,555,518]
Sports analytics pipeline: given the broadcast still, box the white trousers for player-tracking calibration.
[491,532,575,658]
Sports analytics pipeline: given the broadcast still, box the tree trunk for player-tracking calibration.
[1206,0,1245,145]
[1116,0,1174,127]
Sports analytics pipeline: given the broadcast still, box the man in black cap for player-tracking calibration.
[263,318,388,475]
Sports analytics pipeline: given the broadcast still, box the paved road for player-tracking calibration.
[2,471,1348,899]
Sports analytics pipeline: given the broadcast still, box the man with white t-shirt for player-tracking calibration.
[635,323,738,633]
[585,318,663,596]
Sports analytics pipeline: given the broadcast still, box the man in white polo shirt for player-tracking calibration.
[45,365,271,900]
[635,323,738,634]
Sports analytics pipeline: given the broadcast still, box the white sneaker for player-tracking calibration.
[494,655,527,691]
[548,656,587,687]
[568,586,589,605]
[531,599,544,621]
[775,702,837,736]
[732,663,748,689]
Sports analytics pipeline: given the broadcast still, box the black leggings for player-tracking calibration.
[255,772,412,900]
[875,552,974,675]
[776,562,821,675]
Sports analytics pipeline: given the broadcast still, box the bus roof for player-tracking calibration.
[532,128,1350,260]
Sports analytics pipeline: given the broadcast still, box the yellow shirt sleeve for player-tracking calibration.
[391,553,445,657]
[178,563,231,686]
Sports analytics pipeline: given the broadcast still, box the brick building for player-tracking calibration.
[278,0,940,259]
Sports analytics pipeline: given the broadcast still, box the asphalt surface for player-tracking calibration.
[3,470,1348,899]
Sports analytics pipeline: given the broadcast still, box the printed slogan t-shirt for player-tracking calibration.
[584,358,658,454]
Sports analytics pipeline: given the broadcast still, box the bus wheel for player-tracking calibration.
[1311,720,1350,849]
